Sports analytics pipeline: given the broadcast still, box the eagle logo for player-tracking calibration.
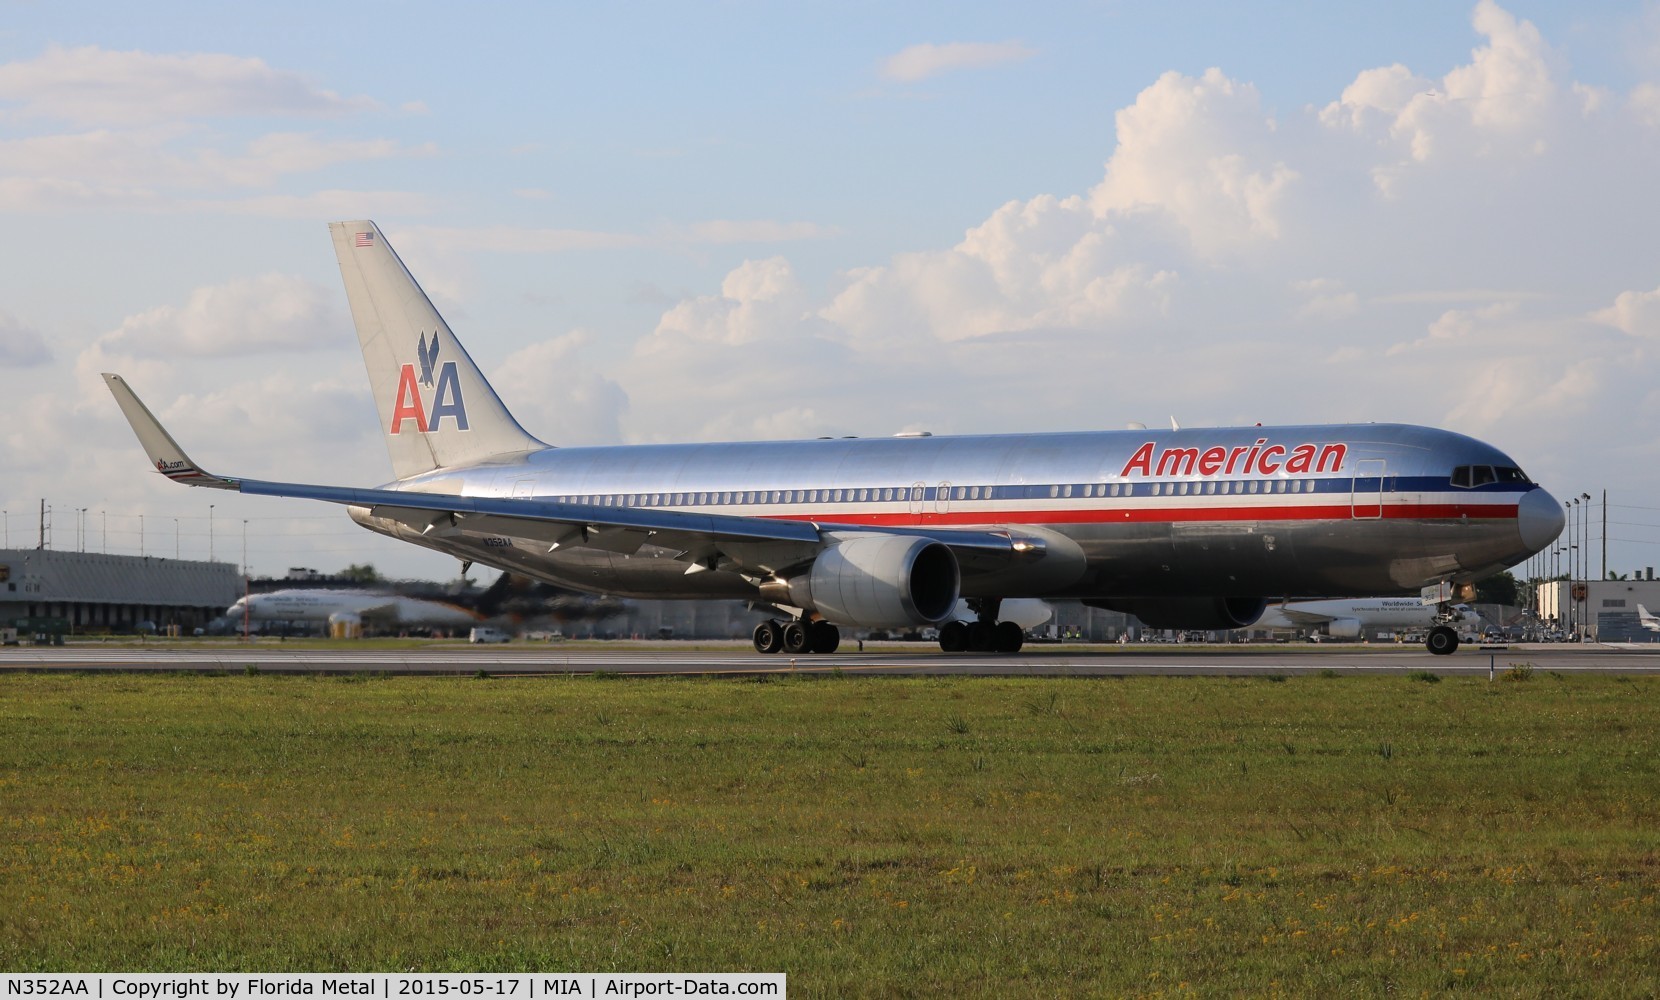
[417,332,440,388]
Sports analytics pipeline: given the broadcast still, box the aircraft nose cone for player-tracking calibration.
[1517,488,1565,554]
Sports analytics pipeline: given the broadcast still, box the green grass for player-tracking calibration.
[2,672,1658,995]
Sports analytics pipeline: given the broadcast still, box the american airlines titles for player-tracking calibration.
[1120,439,1348,479]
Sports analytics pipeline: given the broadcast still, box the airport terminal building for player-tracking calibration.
[1537,576,1660,642]
[0,548,241,634]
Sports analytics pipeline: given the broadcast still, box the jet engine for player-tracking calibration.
[768,534,960,628]
[327,610,364,639]
[1085,596,1267,630]
[1325,617,1364,640]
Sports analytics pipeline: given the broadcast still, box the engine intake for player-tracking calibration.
[773,534,960,628]
[1085,596,1268,631]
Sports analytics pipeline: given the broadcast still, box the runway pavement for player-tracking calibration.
[4,640,1659,676]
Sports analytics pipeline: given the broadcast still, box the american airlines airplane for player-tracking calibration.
[1253,598,1481,641]
[104,220,1564,657]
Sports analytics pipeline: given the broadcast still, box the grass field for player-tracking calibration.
[2,670,1658,995]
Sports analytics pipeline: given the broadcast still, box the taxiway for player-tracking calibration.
[3,641,1657,677]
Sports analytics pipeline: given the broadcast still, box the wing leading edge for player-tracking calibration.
[100,373,1022,576]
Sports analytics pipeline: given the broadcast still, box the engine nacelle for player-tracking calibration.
[327,610,364,639]
[777,534,960,628]
[1326,617,1363,640]
[1085,596,1268,631]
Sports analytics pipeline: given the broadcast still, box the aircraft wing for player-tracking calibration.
[343,595,402,618]
[1271,606,1336,627]
[103,373,1022,576]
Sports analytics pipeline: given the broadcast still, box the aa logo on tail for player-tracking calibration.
[391,331,469,433]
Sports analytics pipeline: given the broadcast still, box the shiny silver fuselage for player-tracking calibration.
[352,422,1558,602]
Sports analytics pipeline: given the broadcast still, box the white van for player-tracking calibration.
[469,626,511,644]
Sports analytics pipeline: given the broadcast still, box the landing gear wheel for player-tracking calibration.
[810,621,840,654]
[966,621,994,652]
[993,621,1024,654]
[1426,625,1459,656]
[783,620,811,655]
[939,620,968,653]
[752,620,783,654]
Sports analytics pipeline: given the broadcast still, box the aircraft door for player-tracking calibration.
[512,478,537,499]
[1351,460,1384,519]
[936,482,952,515]
[910,482,926,516]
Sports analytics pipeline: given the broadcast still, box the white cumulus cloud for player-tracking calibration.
[0,310,52,366]
[489,331,629,447]
[96,274,345,360]
[1322,0,1560,176]
[881,41,1036,82]
[1089,69,1298,255]
[0,45,378,125]
[1592,285,1660,337]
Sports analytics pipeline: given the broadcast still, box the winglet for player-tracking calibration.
[101,373,240,490]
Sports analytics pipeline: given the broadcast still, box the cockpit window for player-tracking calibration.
[1451,464,1531,488]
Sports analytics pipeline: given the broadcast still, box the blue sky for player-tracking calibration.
[2,1,1657,583]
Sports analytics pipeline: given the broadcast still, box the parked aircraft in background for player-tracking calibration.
[225,588,481,631]
[1253,598,1481,640]
[1639,604,1660,633]
[953,598,1051,631]
[105,220,1563,658]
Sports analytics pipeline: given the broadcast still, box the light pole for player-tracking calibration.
[1580,492,1592,637]
[242,519,250,643]
[1569,498,1578,627]
[1554,547,1566,628]
[174,518,179,559]
[139,514,145,556]
[1570,544,1580,635]
[209,504,216,562]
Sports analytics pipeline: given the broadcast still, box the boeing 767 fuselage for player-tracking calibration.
[105,221,1564,656]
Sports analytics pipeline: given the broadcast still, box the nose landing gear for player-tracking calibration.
[1426,597,1464,655]
[1426,625,1459,656]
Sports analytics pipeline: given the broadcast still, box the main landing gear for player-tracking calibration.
[937,598,1024,654]
[753,618,840,655]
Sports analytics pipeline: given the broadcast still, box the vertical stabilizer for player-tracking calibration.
[330,220,546,480]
